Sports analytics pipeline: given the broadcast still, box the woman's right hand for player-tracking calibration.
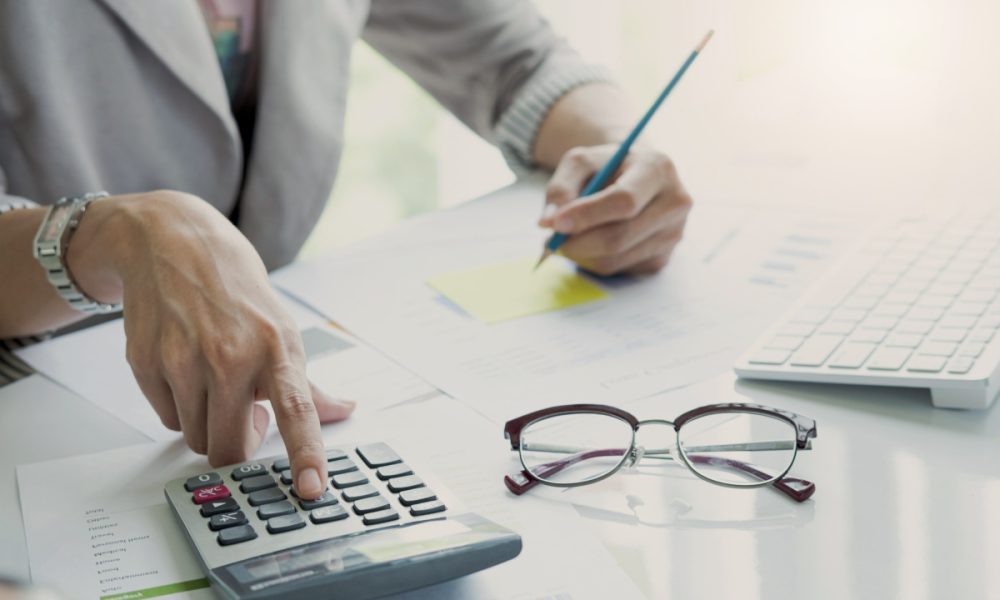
[68,191,353,499]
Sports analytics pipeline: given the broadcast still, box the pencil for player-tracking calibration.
[534,29,714,271]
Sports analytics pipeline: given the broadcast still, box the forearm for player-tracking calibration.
[532,83,636,170]
[0,201,125,338]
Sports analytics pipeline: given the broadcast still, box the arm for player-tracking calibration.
[0,190,351,499]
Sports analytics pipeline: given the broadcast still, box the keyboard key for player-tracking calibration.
[271,458,291,473]
[830,308,867,323]
[398,488,437,507]
[341,484,380,502]
[764,335,805,351]
[200,498,240,517]
[873,303,909,318]
[928,327,968,343]
[192,485,231,505]
[958,342,987,358]
[331,472,369,489]
[940,315,977,329]
[409,500,447,517]
[326,449,350,462]
[860,316,898,330]
[844,295,879,310]
[919,342,958,357]
[257,500,296,520]
[387,475,425,493]
[778,323,816,337]
[906,355,947,373]
[239,475,277,494]
[979,315,1000,329]
[208,510,248,531]
[867,348,912,371]
[356,443,402,468]
[279,470,293,485]
[247,488,286,506]
[310,504,349,524]
[896,320,934,335]
[298,491,339,510]
[828,343,876,369]
[907,307,944,321]
[184,472,222,492]
[947,357,975,374]
[789,335,844,367]
[968,329,995,343]
[790,308,829,324]
[747,349,790,365]
[362,508,400,526]
[327,460,359,476]
[266,513,306,534]
[850,329,887,344]
[217,524,257,546]
[884,333,923,348]
[377,464,413,480]
[952,302,988,316]
[231,463,267,481]
[353,496,391,515]
[818,321,856,335]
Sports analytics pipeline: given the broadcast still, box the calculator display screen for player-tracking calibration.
[213,515,504,596]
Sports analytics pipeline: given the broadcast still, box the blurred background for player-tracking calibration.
[301,0,1000,257]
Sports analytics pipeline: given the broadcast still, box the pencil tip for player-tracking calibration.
[533,250,552,272]
[696,30,714,53]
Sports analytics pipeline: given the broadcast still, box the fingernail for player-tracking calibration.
[298,467,322,497]
[554,215,573,232]
[541,203,557,220]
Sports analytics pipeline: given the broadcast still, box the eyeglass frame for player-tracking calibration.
[503,402,818,503]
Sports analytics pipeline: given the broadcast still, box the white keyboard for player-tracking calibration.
[736,206,1000,409]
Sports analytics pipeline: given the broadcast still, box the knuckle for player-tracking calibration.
[565,146,590,164]
[161,344,197,376]
[290,439,326,465]
[676,191,693,210]
[280,386,316,421]
[650,152,676,177]
[613,189,640,217]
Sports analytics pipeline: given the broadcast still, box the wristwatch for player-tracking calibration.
[33,192,123,314]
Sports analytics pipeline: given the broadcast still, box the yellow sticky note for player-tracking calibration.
[427,257,607,323]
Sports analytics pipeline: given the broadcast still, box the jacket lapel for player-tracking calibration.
[97,0,238,141]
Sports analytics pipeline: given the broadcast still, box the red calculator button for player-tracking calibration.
[192,484,231,505]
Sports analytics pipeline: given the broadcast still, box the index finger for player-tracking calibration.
[266,362,328,499]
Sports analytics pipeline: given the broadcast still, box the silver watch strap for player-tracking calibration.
[34,192,122,315]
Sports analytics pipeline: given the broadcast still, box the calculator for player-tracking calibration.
[164,442,522,599]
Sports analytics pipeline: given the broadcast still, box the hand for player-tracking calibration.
[538,145,692,275]
[69,191,354,499]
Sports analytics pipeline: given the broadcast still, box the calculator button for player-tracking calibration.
[257,500,296,520]
[362,508,400,526]
[279,470,294,485]
[217,524,257,546]
[271,457,291,473]
[376,464,413,480]
[266,513,306,534]
[200,498,240,517]
[398,487,436,507]
[387,476,424,493]
[239,475,277,494]
[192,484,231,505]
[331,472,369,489]
[298,491,339,511]
[184,472,222,491]
[326,449,349,462]
[208,511,248,531]
[341,484,379,502]
[247,488,286,506]
[356,443,402,468]
[409,501,446,517]
[310,504,349,524]
[327,460,359,476]
[231,463,267,481]
[353,496,390,515]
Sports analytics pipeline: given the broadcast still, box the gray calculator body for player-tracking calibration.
[164,443,521,599]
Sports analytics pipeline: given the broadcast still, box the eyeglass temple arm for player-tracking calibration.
[504,447,815,502]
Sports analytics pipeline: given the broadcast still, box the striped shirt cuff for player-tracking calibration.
[495,63,615,172]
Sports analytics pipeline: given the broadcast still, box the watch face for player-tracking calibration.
[42,204,75,242]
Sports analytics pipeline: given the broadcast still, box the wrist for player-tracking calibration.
[65,195,134,305]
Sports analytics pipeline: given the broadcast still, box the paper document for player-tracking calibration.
[17,297,437,441]
[18,396,643,600]
[274,182,867,424]
[427,256,607,323]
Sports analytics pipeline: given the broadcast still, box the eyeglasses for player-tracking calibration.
[503,403,817,502]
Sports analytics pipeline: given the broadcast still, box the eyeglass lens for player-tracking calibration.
[677,412,798,487]
[518,413,633,485]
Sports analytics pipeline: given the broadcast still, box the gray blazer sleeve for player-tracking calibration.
[0,165,37,212]
[362,0,612,168]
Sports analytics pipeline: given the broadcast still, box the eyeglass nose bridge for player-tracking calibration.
[625,419,678,467]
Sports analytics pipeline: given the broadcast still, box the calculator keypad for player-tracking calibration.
[177,443,447,549]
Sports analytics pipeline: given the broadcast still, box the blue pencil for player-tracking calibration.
[534,29,714,270]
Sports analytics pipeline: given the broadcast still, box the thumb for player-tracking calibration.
[539,146,609,227]
[310,381,357,423]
